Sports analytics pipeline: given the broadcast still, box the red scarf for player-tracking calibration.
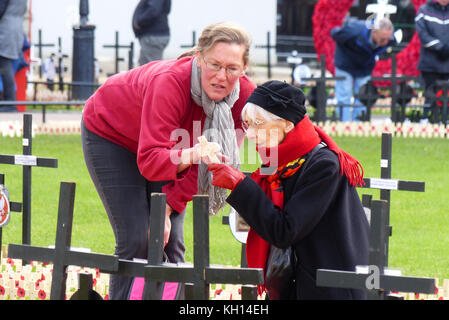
[246,115,364,295]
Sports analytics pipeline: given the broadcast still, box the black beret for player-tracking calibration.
[246,80,306,125]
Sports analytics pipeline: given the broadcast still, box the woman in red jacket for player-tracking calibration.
[81,22,256,299]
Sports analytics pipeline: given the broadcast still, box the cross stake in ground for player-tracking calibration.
[316,199,435,299]
[0,114,58,247]
[360,132,425,265]
[143,195,264,300]
[8,182,119,299]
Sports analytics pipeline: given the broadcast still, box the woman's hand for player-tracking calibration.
[207,163,246,190]
[177,143,229,173]
[164,204,173,247]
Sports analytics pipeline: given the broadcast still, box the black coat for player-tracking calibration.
[416,0,449,73]
[227,147,370,300]
[132,0,171,37]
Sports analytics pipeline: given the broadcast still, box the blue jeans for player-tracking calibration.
[81,119,186,300]
[0,56,17,112]
[335,68,370,122]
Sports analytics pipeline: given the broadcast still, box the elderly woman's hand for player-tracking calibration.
[207,163,246,190]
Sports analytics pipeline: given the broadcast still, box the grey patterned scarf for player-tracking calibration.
[191,57,241,215]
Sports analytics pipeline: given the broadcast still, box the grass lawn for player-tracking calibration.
[0,134,448,283]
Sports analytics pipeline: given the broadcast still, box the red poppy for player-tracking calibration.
[17,287,25,298]
[38,289,46,300]
[6,258,14,265]
[435,90,449,107]
[0,285,5,295]
[214,288,223,297]
[15,280,20,288]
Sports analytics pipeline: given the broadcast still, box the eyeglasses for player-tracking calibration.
[202,57,242,77]
[242,119,265,132]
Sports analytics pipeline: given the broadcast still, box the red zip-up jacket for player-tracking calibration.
[83,56,256,213]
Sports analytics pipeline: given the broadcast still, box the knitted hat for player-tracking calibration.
[246,80,307,125]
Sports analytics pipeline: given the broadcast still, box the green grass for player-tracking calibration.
[1,134,448,283]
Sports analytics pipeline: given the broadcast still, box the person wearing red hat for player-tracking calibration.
[208,80,370,300]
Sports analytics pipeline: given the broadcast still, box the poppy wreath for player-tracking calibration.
[312,0,427,78]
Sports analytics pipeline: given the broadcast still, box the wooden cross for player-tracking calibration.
[255,31,277,79]
[180,31,197,49]
[302,54,345,122]
[316,199,435,300]
[0,114,58,246]
[366,0,397,22]
[6,181,157,300]
[7,186,262,300]
[143,195,264,300]
[0,173,23,248]
[34,29,55,78]
[103,31,134,74]
[371,55,418,122]
[360,132,425,265]
[8,182,119,300]
[55,37,69,92]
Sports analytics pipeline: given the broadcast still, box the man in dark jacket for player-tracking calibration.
[331,18,394,121]
[415,0,449,117]
[132,0,171,65]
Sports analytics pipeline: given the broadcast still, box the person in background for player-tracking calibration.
[415,0,449,118]
[208,81,369,299]
[0,0,27,112]
[81,22,256,299]
[132,0,171,65]
[331,17,394,121]
[43,53,56,91]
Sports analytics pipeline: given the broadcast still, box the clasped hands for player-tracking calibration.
[179,136,246,190]
[165,138,245,246]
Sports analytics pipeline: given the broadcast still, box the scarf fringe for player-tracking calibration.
[336,150,365,187]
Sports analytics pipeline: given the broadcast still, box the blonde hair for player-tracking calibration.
[178,22,251,66]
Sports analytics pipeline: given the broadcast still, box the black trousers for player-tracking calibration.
[81,118,185,300]
[421,71,449,116]
[0,56,16,111]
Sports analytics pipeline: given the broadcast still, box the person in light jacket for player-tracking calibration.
[0,0,27,112]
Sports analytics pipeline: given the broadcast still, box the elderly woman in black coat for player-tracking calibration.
[208,81,370,300]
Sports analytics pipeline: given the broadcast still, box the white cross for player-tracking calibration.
[366,0,397,21]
